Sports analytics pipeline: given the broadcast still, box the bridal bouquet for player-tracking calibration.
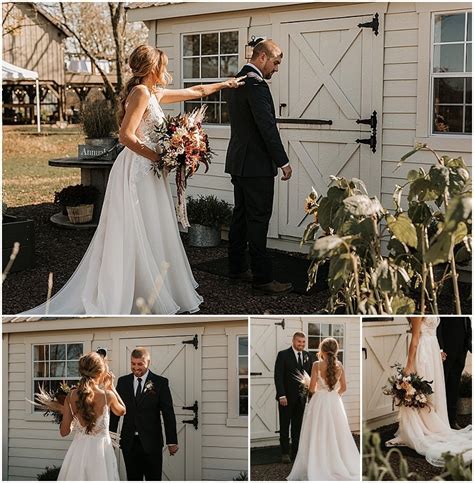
[382,363,433,411]
[294,370,311,398]
[27,382,74,424]
[151,106,213,228]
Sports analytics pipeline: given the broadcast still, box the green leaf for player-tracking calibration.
[407,202,432,225]
[408,177,439,202]
[425,231,452,265]
[386,213,418,248]
[391,295,416,314]
[396,143,426,170]
[407,169,421,182]
[328,253,353,291]
[302,221,320,244]
[444,196,472,232]
[343,195,384,217]
[453,221,468,245]
[392,185,403,212]
[373,260,398,293]
[311,235,346,259]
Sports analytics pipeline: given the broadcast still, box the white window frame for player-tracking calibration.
[24,334,92,421]
[181,29,240,125]
[304,320,346,365]
[429,10,471,135]
[237,335,248,417]
[415,2,472,152]
[225,326,248,427]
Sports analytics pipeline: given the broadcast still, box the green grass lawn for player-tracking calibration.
[2,125,84,207]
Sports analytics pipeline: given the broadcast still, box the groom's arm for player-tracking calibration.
[246,81,290,169]
[160,379,178,445]
[274,351,286,399]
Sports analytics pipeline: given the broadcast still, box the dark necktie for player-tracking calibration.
[297,352,303,370]
[136,377,142,399]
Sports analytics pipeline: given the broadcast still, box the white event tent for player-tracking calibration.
[2,60,41,133]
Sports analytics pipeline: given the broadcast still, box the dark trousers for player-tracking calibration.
[278,401,305,459]
[228,175,274,284]
[443,352,467,424]
[123,435,163,481]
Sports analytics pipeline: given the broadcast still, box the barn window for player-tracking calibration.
[238,336,248,416]
[32,343,83,411]
[431,11,472,134]
[182,30,239,124]
[307,323,344,364]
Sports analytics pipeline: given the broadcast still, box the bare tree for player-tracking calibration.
[48,2,148,106]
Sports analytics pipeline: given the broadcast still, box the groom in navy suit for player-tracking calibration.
[109,347,178,481]
[224,39,293,295]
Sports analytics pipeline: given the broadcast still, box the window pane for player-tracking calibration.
[466,43,472,72]
[34,345,48,361]
[67,361,80,377]
[183,58,200,79]
[468,13,472,41]
[332,324,344,338]
[220,55,239,77]
[433,44,465,73]
[466,105,472,133]
[202,33,218,55]
[221,102,230,123]
[308,336,320,351]
[201,56,218,78]
[434,13,466,43]
[221,31,238,54]
[183,35,200,56]
[50,361,66,377]
[238,337,248,356]
[50,344,65,361]
[184,101,202,114]
[239,379,248,416]
[67,344,82,361]
[321,324,331,337]
[433,105,464,133]
[239,357,248,376]
[434,77,465,104]
[308,323,321,336]
[467,77,472,104]
[205,103,219,123]
[34,361,48,378]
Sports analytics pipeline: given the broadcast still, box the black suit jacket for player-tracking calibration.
[274,347,314,404]
[437,316,472,355]
[224,64,290,177]
[109,371,177,454]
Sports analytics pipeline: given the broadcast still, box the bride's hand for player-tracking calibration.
[403,365,415,376]
[223,75,247,89]
[103,371,115,389]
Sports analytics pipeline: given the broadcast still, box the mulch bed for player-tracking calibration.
[251,434,361,481]
[2,203,329,315]
[369,414,472,480]
[2,203,471,315]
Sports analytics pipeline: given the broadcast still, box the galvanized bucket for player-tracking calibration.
[188,224,221,247]
[457,397,472,415]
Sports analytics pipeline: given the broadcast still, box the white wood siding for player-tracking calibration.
[3,319,248,481]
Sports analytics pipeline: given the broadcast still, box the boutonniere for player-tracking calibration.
[303,355,309,364]
[143,380,155,394]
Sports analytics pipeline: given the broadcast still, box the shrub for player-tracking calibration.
[459,372,472,398]
[303,144,472,315]
[80,99,117,139]
[54,184,100,208]
[36,465,61,480]
[187,195,232,228]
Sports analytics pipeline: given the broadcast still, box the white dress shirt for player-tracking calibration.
[133,369,149,396]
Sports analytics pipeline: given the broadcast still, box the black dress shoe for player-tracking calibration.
[229,269,253,283]
[281,454,291,464]
[451,422,463,430]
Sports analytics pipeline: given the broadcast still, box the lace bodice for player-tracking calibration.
[316,372,340,392]
[69,393,110,437]
[136,93,166,149]
[420,316,440,336]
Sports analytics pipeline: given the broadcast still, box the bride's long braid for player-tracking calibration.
[319,338,339,391]
[116,44,172,126]
[75,352,106,434]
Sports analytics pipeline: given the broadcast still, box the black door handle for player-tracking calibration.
[362,347,367,360]
[250,372,263,376]
[279,103,287,116]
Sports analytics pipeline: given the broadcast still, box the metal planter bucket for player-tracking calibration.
[188,224,221,247]
[457,397,472,415]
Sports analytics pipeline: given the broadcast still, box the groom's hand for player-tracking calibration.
[280,165,292,181]
[168,444,179,456]
[279,396,288,407]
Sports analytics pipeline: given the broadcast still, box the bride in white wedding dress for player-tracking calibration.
[21,45,245,315]
[386,316,472,467]
[58,352,126,480]
[288,338,360,481]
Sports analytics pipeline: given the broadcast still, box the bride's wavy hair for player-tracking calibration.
[76,352,106,434]
[318,338,339,391]
[117,44,172,125]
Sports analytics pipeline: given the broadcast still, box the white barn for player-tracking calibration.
[250,316,360,447]
[2,316,248,481]
[363,317,472,429]
[128,1,472,253]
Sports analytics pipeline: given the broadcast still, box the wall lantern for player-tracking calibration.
[244,36,265,60]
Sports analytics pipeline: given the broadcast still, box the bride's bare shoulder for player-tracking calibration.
[126,84,151,105]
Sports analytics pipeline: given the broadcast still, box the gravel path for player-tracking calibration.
[2,203,328,315]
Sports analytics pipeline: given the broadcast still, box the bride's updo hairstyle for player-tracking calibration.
[318,338,339,391]
[117,44,172,125]
[76,352,106,433]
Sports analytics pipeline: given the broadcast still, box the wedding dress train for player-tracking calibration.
[21,93,203,315]
[287,370,360,481]
[387,316,472,467]
[58,393,119,481]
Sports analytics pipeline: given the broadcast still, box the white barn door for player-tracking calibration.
[363,322,409,422]
[118,335,202,481]
[277,9,384,238]
[250,318,286,442]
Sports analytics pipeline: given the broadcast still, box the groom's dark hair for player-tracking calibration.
[293,331,306,339]
[131,347,150,360]
[251,40,283,60]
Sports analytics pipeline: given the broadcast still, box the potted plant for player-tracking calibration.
[457,372,472,415]
[78,99,119,160]
[186,195,232,247]
[54,184,100,224]
[36,465,61,480]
